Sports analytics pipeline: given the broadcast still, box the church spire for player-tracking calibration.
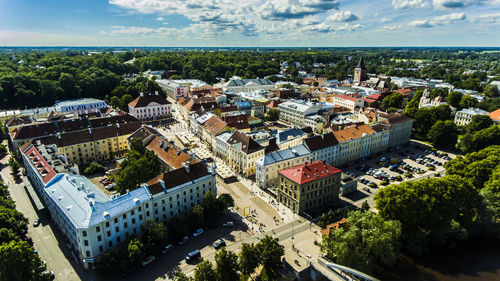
[357,56,365,69]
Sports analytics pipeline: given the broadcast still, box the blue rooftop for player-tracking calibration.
[277,127,307,144]
[237,101,251,109]
[257,144,311,166]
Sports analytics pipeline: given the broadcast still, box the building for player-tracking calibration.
[378,113,413,147]
[143,161,217,223]
[278,100,322,127]
[277,161,341,214]
[223,78,275,93]
[333,124,386,166]
[340,173,357,195]
[255,144,312,189]
[156,79,189,100]
[236,101,252,116]
[275,127,308,150]
[454,108,488,126]
[128,92,172,121]
[224,131,265,177]
[303,133,340,166]
[353,57,367,84]
[202,115,231,150]
[488,108,500,124]
[21,141,216,270]
[331,95,364,112]
[144,136,195,172]
[54,98,109,115]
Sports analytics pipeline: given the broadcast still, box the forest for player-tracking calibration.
[1,48,499,110]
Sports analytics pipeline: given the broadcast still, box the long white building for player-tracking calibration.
[278,100,322,127]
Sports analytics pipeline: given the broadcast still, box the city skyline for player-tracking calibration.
[1,0,500,47]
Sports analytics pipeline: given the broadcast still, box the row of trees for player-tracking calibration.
[95,191,234,276]
[0,181,52,281]
[173,236,285,281]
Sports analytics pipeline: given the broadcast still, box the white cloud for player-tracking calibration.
[381,17,392,22]
[383,24,402,30]
[327,10,359,22]
[155,16,164,21]
[260,0,340,20]
[471,12,500,23]
[433,0,500,9]
[392,0,430,9]
[410,12,466,27]
[108,25,180,36]
[336,23,364,31]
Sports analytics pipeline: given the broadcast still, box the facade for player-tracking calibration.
[255,144,312,189]
[340,173,357,195]
[277,161,341,214]
[54,98,108,115]
[224,78,275,93]
[303,133,340,166]
[331,95,364,112]
[224,131,265,177]
[128,93,172,121]
[333,124,386,166]
[454,108,488,126]
[278,100,322,127]
[21,141,216,270]
[202,115,231,150]
[379,113,413,147]
[145,136,195,172]
[275,127,308,150]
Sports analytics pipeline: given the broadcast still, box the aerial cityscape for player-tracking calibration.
[1,1,500,281]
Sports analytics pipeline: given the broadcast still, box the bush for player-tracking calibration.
[369,183,377,188]
[417,170,425,174]
[0,144,7,156]
[83,162,105,176]
[404,173,413,178]
[395,176,403,181]
[428,166,436,171]
[380,180,389,186]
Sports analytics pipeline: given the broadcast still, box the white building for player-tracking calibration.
[21,141,216,270]
[221,131,265,177]
[156,79,189,100]
[331,95,364,112]
[128,92,172,121]
[223,78,275,93]
[54,98,108,115]
[454,108,488,126]
[278,100,322,127]
[255,144,312,189]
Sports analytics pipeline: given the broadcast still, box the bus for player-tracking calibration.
[185,249,201,263]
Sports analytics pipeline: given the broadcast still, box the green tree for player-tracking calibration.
[0,145,7,157]
[215,248,240,281]
[361,200,370,211]
[459,95,478,109]
[129,137,146,154]
[128,238,144,265]
[265,108,280,122]
[447,91,463,108]
[404,90,423,118]
[8,157,19,175]
[427,120,458,149]
[83,161,105,176]
[457,126,500,154]
[166,215,185,241]
[483,84,499,97]
[466,115,493,133]
[188,205,205,229]
[381,92,404,110]
[238,243,260,277]
[194,260,217,281]
[140,220,168,255]
[320,210,401,274]
[0,240,50,281]
[217,193,235,210]
[203,190,221,220]
[414,108,434,135]
[255,235,284,271]
[173,271,193,281]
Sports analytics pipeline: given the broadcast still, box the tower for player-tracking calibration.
[353,57,367,84]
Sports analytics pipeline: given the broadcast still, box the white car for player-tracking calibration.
[141,256,156,267]
[222,221,234,227]
[162,244,174,254]
[178,236,190,245]
[193,228,204,237]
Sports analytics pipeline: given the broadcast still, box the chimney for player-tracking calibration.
[140,92,144,97]
[183,161,190,173]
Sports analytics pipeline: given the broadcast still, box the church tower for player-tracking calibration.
[354,57,367,84]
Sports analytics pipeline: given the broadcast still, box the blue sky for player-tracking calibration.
[1,0,500,46]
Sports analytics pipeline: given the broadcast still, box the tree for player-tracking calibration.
[459,95,478,109]
[447,91,463,108]
[203,190,221,220]
[483,84,499,98]
[381,92,404,110]
[265,108,280,122]
[427,120,458,149]
[255,235,284,271]
[0,145,6,157]
[430,104,452,121]
[173,271,193,281]
[238,243,260,277]
[129,137,146,155]
[404,90,423,118]
[466,115,493,133]
[215,248,240,281]
[8,157,19,175]
[127,238,144,266]
[361,200,370,211]
[83,161,105,176]
[140,220,168,255]
[320,210,401,274]
[194,260,217,281]
[457,126,500,154]
[188,205,205,229]
[217,193,234,210]
[414,108,434,135]
[166,215,185,241]
[375,176,486,255]
[0,240,50,281]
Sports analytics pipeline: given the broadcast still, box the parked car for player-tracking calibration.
[186,249,201,263]
[213,239,226,250]
[178,236,190,245]
[193,228,204,237]
[162,244,174,254]
[363,187,371,193]
[222,221,234,227]
[33,219,40,227]
[141,256,156,267]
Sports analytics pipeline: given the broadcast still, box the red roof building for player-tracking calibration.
[277,160,342,214]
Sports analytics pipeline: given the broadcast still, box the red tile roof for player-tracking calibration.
[333,124,377,142]
[321,218,348,236]
[146,136,194,170]
[334,95,361,102]
[278,160,341,185]
[128,94,171,108]
[488,109,500,121]
[23,144,56,184]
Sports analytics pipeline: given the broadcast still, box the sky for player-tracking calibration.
[1,0,500,47]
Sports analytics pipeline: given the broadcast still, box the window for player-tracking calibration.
[123,214,126,219]
[115,227,119,233]
[99,246,103,253]
[107,231,111,237]
[139,215,143,220]
[124,222,128,228]
[98,235,102,242]
[84,240,88,246]
[131,210,135,215]
[132,218,136,224]
[146,211,150,217]
[138,206,142,212]
[146,203,149,208]
[117,236,121,243]
[82,231,87,237]
[114,218,118,224]
[154,203,157,207]
[96,226,100,232]
[86,251,90,258]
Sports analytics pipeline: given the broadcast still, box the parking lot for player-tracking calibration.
[340,141,456,208]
